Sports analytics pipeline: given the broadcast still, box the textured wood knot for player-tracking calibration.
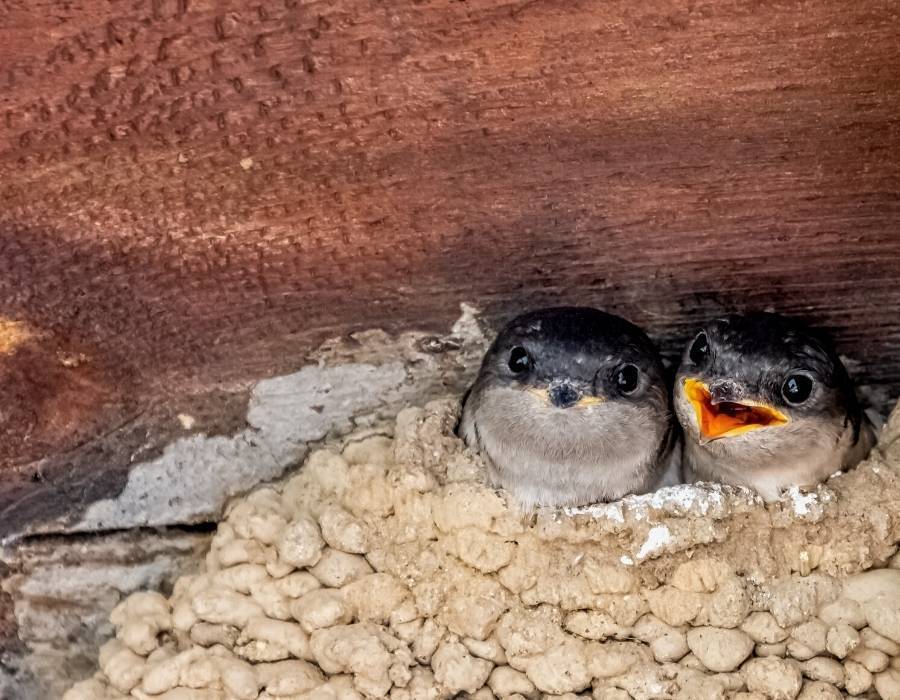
[214,14,241,41]
[56,351,89,368]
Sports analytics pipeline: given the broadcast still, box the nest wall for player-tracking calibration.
[64,398,900,700]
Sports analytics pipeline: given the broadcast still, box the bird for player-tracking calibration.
[459,306,676,509]
[673,312,875,501]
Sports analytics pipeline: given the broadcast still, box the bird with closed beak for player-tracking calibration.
[674,312,875,501]
[460,306,675,509]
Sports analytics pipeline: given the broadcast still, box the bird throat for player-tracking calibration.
[683,378,789,441]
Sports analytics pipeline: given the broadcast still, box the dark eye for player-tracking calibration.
[689,332,710,364]
[615,364,640,394]
[782,374,813,404]
[508,346,532,374]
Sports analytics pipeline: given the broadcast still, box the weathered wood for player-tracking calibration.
[1,0,899,530]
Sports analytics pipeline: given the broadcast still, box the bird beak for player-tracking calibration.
[526,386,604,409]
[683,378,788,442]
[573,395,605,407]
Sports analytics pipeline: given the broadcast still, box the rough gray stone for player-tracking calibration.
[1,530,208,700]
[64,305,487,534]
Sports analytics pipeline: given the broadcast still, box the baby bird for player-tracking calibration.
[460,306,675,509]
[674,312,875,501]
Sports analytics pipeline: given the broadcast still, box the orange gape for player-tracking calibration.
[683,378,788,440]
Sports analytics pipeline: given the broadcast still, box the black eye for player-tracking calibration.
[689,332,710,364]
[782,374,813,404]
[508,346,532,374]
[615,364,640,394]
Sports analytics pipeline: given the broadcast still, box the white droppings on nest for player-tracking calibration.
[635,524,672,561]
[562,500,625,523]
[553,481,740,529]
[64,397,900,700]
[787,486,818,517]
[785,484,837,520]
[621,482,744,522]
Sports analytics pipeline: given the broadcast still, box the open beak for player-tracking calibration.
[527,386,604,409]
[683,378,788,442]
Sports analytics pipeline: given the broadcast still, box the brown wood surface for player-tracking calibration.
[1,0,899,531]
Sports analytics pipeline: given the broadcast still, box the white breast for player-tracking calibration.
[462,385,669,509]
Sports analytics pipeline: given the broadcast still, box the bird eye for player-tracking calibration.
[689,332,710,365]
[615,364,640,394]
[782,374,813,404]
[507,346,532,374]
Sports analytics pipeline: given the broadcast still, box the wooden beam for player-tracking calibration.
[1,0,899,529]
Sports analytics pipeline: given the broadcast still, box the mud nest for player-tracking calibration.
[65,398,900,700]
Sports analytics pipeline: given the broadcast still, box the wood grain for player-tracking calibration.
[1,0,899,527]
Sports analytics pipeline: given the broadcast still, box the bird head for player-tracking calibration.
[675,313,860,449]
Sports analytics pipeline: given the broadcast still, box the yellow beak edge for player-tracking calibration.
[527,388,605,407]
[683,378,789,441]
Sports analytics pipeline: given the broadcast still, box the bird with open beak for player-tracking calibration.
[674,312,875,501]
[460,307,675,509]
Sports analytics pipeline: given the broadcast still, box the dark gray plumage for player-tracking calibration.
[674,312,875,501]
[460,307,675,509]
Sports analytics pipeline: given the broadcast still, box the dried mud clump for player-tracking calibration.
[66,399,900,699]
